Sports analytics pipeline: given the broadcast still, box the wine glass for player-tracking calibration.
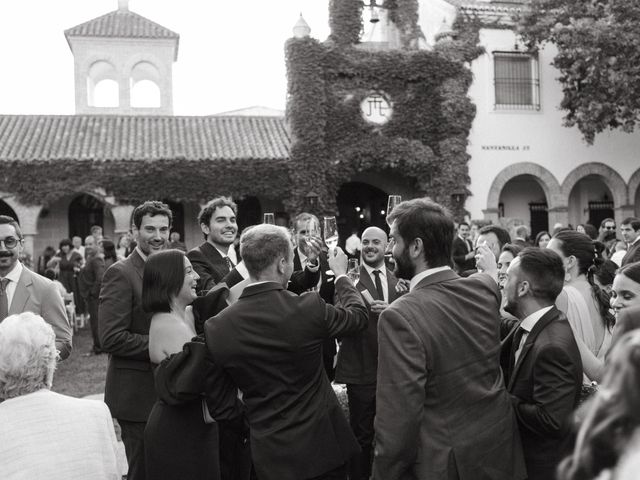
[305,217,321,242]
[386,195,402,218]
[347,258,360,284]
[323,216,339,253]
[263,213,275,225]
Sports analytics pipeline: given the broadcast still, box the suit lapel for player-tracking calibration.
[357,266,378,301]
[293,248,303,271]
[128,250,145,281]
[9,268,32,314]
[386,268,398,302]
[508,307,559,390]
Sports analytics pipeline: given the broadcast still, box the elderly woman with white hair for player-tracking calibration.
[0,312,120,479]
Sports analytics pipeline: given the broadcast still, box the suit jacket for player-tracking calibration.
[373,269,525,480]
[335,265,399,385]
[503,307,582,480]
[7,266,72,360]
[205,277,368,480]
[98,250,156,422]
[187,242,231,293]
[452,236,475,273]
[622,240,640,266]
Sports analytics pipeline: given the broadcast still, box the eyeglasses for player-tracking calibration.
[604,226,616,230]
[0,237,20,249]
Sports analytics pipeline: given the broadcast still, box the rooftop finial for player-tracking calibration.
[118,0,129,11]
[293,13,311,39]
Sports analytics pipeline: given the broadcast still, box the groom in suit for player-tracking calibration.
[188,197,238,293]
[0,215,71,359]
[335,226,401,480]
[501,248,582,480]
[374,198,525,480]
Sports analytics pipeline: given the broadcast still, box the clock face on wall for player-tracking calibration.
[360,91,393,125]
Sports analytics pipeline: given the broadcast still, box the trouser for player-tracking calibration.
[87,295,101,351]
[346,383,376,480]
[119,419,147,480]
[306,462,348,480]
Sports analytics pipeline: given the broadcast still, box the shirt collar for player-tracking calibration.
[409,266,451,291]
[363,262,386,278]
[520,306,553,333]
[4,261,23,282]
[213,245,236,265]
[633,236,640,246]
[135,246,148,262]
[297,249,308,265]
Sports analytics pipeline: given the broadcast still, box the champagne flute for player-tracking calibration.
[323,216,339,253]
[263,213,275,225]
[347,258,360,284]
[306,217,321,242]
[386,195,402,218]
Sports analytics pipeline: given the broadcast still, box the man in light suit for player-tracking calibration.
[206,224,368,480]
[99,201,172,480]
[188,196,238,293]
[373,198,525,480]
[0,215,71,359]
[501,248,582,480]
[335,226,400,480]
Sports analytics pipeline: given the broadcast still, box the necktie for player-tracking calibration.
[466,239,473,253]
[510,326,526,371]
[0,278,10,320]
[224,256,234,273]
[373,270,385,301]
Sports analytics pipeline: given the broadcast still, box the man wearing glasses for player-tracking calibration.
[0,215,71,359]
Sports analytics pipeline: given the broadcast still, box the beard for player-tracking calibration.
[393,247,415,280]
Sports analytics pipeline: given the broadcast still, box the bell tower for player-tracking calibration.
[65,0,179,115]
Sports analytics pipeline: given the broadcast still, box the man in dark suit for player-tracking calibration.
[205,224,368,480]
[451,221,475,273]
[335,226,400,480]
[621,217,640,265]
[187,197,238,293]
[292,212,338,379]
[374,198,525,480]
[501,248,583,480]
[0,215,72,359]
[99,201,172,480]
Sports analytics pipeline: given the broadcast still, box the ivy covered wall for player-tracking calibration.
[285,0,482,219]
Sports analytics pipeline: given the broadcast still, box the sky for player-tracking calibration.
[0,0,332,115]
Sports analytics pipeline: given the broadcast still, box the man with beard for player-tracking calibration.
[373,198,525,480]
[335,226,400,480]
[0,215,71,359]
[188,197,238,293]
[99,201,172,480]
[500,248,582,480]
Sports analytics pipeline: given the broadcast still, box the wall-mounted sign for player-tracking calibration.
[360,91,393,125]
[481,145,531,151]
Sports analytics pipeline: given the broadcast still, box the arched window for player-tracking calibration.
[130,61,161,108]
[87,60,118,107]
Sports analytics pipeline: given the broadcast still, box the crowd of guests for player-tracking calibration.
[2,199,640,479]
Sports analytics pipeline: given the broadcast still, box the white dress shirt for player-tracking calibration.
[3,260,23,309]
[362,263,388,302]
[514,306,553,363]
[409,266,452,292]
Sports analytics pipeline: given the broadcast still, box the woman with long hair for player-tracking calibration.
[547,230,615,382]
[609,262,640,351]
[557,330,640,480]
[534,230,551,249]
[142,249,244,480]
[100,238,118,269]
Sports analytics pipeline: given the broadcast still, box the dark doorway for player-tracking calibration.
[163,200,185,240]
[588,200,614,229]
[0,200,18,223]
[68,194,104,239]
[336,182,388,248]
[236,196,262,233]
[529,202,548,237]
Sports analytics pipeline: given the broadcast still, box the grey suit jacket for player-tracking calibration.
[373,269,526,480]
[8,266,72,359]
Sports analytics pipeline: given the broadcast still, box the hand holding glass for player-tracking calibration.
[323,216,339,252]
[347,258,360,284]
[386,195,402,218]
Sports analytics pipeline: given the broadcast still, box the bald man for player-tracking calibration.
[335,226,402,480]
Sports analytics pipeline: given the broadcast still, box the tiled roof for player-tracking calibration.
[0,115,290,162]
[65,9,179,41]
[445,0,526,15]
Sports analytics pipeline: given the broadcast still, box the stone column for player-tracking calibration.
[110,205,135,235]
[616,205,635,227]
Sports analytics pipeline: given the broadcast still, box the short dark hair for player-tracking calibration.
[198,197,237,228]
[240,225,292,277]
[517,247,565,303]
[458,221,469,229]
[90,225,102,234]
[600,217,616,228]
[132,201,173,230]
[621,217,640,231]
[387,198,454,268]
[619,261,640,285]
[515,225,529,239]
[501,243,523,258]
[0,215,22,239]
[583,223,598,240]
[478,225,511,250]
[100,239,117,262]
[43,269,56,281]
[142,249,185,314]
[59,238,72,250]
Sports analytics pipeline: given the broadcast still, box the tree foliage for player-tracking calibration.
[518,0,640,143]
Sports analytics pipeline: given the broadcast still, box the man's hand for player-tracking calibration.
[305,236,322,263]
[327,247,348,277]
[370,300,389,314]
[475,243,498,281]
[395,279,409,294]
[464,251,475,260]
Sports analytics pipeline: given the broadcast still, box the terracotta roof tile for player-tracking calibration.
[0,115,291,162]
[65,9,179,40]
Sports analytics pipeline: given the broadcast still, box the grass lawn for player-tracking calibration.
[52,326,108,398]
